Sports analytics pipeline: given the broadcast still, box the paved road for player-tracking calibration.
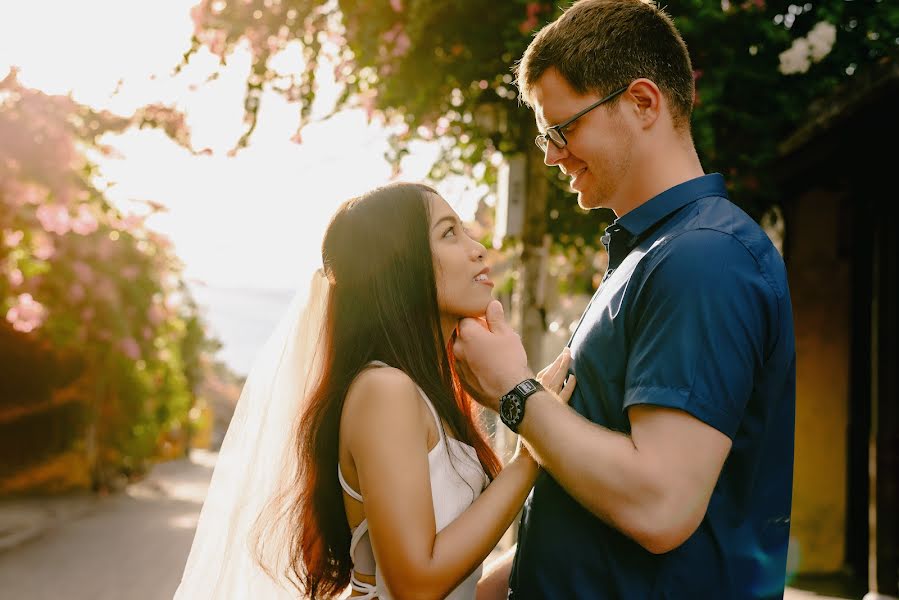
[0,450,853,600]
[0,451,215,600]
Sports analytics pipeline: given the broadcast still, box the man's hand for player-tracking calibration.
[453,300,533,411]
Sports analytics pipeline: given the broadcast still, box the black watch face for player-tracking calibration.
[501,394,523,426]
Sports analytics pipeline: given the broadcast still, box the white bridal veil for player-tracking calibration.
[173,268,330,599]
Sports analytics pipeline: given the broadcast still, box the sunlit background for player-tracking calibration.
[1,0,486,374]
[1,1,897,598]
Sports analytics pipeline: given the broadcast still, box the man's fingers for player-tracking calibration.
[484,300,507,334]
[457,317,489,341]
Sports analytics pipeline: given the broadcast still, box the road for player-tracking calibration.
[0,450,853,600]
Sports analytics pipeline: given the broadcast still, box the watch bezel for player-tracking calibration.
[499,378,543,432]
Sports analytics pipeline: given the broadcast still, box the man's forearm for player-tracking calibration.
[518,392,665,548]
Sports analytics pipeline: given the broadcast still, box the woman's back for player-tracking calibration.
[338,361,487,599]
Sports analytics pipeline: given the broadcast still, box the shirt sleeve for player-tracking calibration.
[622,228,774,439]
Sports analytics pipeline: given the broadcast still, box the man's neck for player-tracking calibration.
[614,137,704,218]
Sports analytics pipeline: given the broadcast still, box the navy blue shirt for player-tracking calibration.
[509,174,796,599]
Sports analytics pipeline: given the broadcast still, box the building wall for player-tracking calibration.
[787,188,850,574]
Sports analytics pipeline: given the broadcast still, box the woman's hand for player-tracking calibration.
[536,347,576,405]
[513,348,577,470]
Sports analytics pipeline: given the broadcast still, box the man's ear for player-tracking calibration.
[625,78,662,129]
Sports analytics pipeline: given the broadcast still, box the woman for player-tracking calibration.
[174,182,575,599]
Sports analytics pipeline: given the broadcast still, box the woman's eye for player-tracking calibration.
[443,225,456,238]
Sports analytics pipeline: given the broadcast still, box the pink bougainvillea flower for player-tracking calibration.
[36,204,72,235]
[71,204,99,236]
[6,293,47,333]
[119,337,141,360]
[7,268,24,287]
[32,234,55,260]
[3,230,24,248]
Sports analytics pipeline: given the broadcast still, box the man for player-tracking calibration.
[461,1,796,598]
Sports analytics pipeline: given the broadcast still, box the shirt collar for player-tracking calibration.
[612,173,728,239]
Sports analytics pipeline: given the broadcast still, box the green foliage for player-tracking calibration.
[186,0,899,289]
[0,70,220,489]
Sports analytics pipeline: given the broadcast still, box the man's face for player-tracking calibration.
[531,68,633,212]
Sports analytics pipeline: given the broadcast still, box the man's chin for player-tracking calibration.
[576,192,599,211]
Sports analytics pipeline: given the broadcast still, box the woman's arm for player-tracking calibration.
[346,367,534,600]
[346,354,574,600]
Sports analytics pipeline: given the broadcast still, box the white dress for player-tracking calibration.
[337,361,489,599]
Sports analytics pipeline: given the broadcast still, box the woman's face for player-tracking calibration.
[429,194,494,325]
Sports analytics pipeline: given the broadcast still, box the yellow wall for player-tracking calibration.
[787,189,850,574]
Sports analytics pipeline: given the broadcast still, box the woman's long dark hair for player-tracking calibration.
[254,182,502,598]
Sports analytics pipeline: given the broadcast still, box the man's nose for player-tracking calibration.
[544,142,568,167]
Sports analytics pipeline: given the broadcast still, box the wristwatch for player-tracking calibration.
[499,378,544,433]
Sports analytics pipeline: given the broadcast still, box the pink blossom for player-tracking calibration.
[119,337,141,360]
[5,293,47,333]
[3,230,24,248]
[70,204,99,236]
[142,326,153,341]
[32,235,55,260]
[7,268,24,287]
[36,204,72,235]
[390,0,403,12]
[81,306,95,322]
[20,184,45,206]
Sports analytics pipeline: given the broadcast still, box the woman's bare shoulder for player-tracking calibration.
[342,366,427,439]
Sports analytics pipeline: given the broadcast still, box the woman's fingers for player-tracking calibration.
[538,348,572,395]
[557,374,577,404]
[536,353,560,389]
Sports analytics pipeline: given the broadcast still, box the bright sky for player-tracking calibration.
[1,1,486,372]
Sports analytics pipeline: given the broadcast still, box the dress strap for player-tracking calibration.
[414,386,445,443]
[338,464,363,502]
[366,360,444,442]
[349,573,378,599]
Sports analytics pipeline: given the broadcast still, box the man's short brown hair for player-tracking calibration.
[515,0,695,130]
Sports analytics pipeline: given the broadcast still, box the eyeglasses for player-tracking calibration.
[534,85,629,152]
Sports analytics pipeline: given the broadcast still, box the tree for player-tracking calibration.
[185,0,899,357]
[0,68,218,492]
